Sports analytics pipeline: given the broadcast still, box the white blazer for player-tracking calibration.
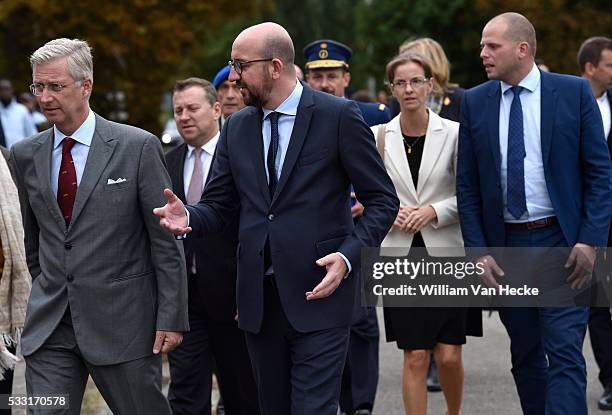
[372,111,464,256]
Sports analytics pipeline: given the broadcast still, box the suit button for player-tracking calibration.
[66,274,74,282]
[64,243,72,250]
[268,214,275,221]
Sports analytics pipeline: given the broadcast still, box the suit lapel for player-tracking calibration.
[271,86,314,206]
[69,115,117,230]
[486,82,502,178]
[385,118,418,200]
[170,144,187,202]
[417,112,448,195]
[247,108,271,205]
[540,72,557,167]
[32,130,65,229]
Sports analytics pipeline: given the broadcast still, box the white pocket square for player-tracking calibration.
[107,178,128,185]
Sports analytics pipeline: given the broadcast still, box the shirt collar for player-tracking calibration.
[53,110,96,149]
[187,131,220,158]
[501,63,540,95]
[262,81,303,119]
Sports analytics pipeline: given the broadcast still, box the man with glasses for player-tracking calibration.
[154,22,398,415]
[10,38,188,414]
[303,39,389,415]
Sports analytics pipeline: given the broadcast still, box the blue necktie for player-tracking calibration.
[267,112,280,197]
[506,86,527,220]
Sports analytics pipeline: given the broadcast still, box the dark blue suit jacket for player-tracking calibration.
[186,85,399,334]
[457,71,611,250]
[355,101,391,127]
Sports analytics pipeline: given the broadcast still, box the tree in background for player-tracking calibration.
[0,0,262,134]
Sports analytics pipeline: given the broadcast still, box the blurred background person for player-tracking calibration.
[0,138,31,414]
[375,53,481,415]
[535,58,550,72]
[0,79,37,148]
[166,77,259,415]
[578,35,612,411]
[212,65,246,126]
[17,91,48,131]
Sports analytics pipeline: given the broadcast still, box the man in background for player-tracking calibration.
[212,65,245,126]
[166,77,259,415]
[0,79,37,148]
[578,35,612,411]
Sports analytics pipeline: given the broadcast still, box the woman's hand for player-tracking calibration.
[403,205,437,234]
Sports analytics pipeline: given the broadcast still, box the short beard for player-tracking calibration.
[238,71,273,108]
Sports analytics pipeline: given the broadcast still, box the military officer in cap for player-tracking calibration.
[304,39,385,415]
[304,39,390,127]
[212,65,245,127]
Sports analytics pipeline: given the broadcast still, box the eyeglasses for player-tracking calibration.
[29,81,81,96]
[390,78,430,91]
[228,58,273,75]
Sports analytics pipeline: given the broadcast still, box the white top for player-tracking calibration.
[596,92,611,140]
[0,99,37,148]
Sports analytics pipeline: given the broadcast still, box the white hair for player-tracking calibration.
[30,38,93,81]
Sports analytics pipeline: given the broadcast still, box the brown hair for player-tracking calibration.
[398,37,452,97]
[174,77,217,106]
[386,53,433,86]
[577,36,612,73]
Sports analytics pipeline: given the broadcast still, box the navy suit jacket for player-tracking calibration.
[166,143,239,322]
[457,71,611,250]
[186,85,399,334]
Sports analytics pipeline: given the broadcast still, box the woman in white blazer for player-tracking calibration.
[373,52,477,415]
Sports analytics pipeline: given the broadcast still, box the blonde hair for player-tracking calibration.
[398,37,454,98]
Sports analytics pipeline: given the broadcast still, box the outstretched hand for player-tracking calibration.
[153,188,192,235]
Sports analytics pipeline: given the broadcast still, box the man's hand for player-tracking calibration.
[477,255,505,290]
[350,192,364,219]
[403,206,437,234]
[153,188,192,235]
[393,205,416,230]
[306,253,348,300]
[565,243,596,290]
[153,330,183,354]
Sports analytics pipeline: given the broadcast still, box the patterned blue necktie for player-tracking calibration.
[267,112,280,197]
[506,86,527,220]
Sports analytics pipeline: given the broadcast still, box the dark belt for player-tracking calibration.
[505,216,558,230]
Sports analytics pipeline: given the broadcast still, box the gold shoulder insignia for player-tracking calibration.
[443,97,451,106]
[378,104,386,111]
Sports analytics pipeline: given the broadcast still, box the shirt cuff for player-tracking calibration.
[336,252,352,278]
[175,208,189,240]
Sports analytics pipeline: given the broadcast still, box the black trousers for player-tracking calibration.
[168,273,259,415]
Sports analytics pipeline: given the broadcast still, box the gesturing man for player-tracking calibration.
[154,22,398,415]
[457,13,611,415]
[10,38,188,414]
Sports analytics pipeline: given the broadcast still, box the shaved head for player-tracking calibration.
[234,22,295,67]
[487,12,537,57]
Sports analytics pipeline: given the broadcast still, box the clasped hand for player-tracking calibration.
[393,205,437,233]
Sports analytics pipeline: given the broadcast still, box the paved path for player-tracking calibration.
[11,310,609,414]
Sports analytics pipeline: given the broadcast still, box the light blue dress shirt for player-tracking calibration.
[51,110,96,197]
[261,82,351,274]
[499,64,555,222]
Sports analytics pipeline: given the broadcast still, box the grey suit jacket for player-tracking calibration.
[9,114,188,365]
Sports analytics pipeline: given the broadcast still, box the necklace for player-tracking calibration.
[402,135,424,154]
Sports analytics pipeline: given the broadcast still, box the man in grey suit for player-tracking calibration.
[10,38,189,414]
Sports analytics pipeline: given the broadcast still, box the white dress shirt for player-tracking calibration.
[183,132,219,196]
[596,92,611,140]
[499,64,555,222]
[51,110,96,196]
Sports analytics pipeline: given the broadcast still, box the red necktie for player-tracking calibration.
[57,137,78,225]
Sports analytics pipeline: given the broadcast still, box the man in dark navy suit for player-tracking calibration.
[303,38,387,415]
[457,13,611,415]
[578,36,612,411]
[155,22,398,415]
[165,78,258,415]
